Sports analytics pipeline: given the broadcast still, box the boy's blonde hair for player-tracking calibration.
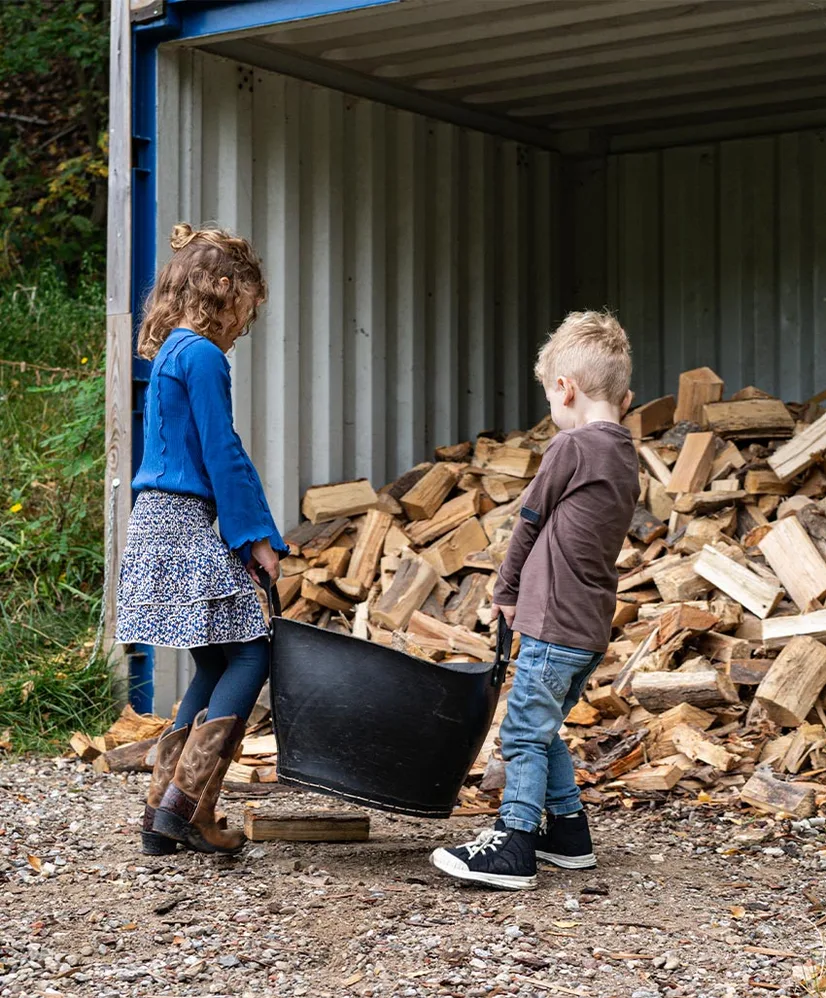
[534,310,631,405]
[138,223,267,360]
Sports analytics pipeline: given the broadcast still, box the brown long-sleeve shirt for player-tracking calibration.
[493,421,640,652]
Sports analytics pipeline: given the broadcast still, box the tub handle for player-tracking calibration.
[256,569,282,636]
[491,616,513,688]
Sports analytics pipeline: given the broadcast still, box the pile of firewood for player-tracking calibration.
[73,366,826,821]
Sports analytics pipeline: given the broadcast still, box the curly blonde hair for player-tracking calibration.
[534,310,631,405]
[137,223,267,360]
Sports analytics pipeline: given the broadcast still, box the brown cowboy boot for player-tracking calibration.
[152,710,246,854]
[142,723,190,855]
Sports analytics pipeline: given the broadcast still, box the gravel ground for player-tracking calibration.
[1,757,825,998]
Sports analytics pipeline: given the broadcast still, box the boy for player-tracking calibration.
[430,311,639,890]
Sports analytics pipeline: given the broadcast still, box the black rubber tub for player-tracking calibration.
[262,582,511,818]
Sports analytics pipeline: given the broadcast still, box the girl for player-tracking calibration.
[116,223,288,856]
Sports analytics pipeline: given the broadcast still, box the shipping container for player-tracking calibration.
[108,0,826,711]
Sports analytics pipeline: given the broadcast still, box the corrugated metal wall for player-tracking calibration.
[156,48,559,532]
[565,129,826,404]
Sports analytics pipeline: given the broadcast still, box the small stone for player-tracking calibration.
[762,847,784,857]
[504,925,523,939]
[218,955,240,968]
[563,897,580,912]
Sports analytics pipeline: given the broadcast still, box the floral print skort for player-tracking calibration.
[115,490,266,648]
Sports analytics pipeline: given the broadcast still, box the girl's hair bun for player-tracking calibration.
[170,222,196,252]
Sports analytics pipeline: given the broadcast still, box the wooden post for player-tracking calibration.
[105,0,133,677]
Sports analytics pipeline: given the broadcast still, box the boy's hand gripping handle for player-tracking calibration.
[491,615,513,688]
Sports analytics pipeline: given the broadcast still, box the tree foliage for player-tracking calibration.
[0,0,109,276]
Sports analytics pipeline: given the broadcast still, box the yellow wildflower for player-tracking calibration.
[9,503,22,514]
[81,357,88,365]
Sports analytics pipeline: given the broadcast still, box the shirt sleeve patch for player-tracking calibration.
[520,505,541,524]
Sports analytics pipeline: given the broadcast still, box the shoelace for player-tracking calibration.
[464,828,507,859]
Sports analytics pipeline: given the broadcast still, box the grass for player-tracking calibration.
[0,264,121,753]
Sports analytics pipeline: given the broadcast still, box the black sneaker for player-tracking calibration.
[535,810,596,870]
[430,820,537,890]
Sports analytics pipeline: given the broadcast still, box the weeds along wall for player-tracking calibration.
[155,48,559,530]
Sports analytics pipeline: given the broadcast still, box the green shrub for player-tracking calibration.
[0,267,120,752]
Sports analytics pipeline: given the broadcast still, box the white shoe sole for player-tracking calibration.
[429,848,537,890]
[536,849,597,870]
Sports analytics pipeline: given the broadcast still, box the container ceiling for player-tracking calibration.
[197,0,826,149]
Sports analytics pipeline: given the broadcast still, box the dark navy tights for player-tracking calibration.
[173,638,269,728]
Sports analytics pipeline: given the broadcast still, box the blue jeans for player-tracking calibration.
[499,635,603,833]
[174,638,270,728]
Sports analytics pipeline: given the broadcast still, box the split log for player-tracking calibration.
[758,516,826,613]
[666,432,716,495]
[647,479,674,522]
[282,597,321,623]
[673,507,738,555]
[616,539,642,572]
[755,636,826,727]
[481,474,531,503]
[693,544,783,619]
[622,758,688,791]
[703,399,795,439]
[673,490,747,515]
[332,578,368,601]
[302,518,351,558]
[783,723,826,775]
[481,443,541,479]
[768,411,826,481]
[445,573,489,630]
[406,610,493,660]
[710,440,747,480]
[96,736,161,774]
[694,632,749,666]
[739,770,816,819]
[628,506,666,544]
[244,810,370,842]
[405,490,481,546]
[674,367,724,425]
[347,510,393,590]
[631,670,739,712]
[652,555,713,603]
[105,705,169,746]
[744,469,793,496]
[275,575,301,611]
[422,517,488,577]
[302,481,377,525]
[401,464,458,521]
[384,462,432,501]
[670,723,738,771]
[585,685,630,717]
[314,546,351,578]
[280,556,309,577]
[435,441,473,462]
[622,395,676,440]
[301,579,354,613]
[638,445,672,487]
[728,658,773,685]
[761,608,826,645]
[645,704,715,760]
[566,701,601,726]
[370,554,438,630]
[656,603,719,644]
[619,553,682,594]
[383,524,411,558]
[776,495,816,521]
[70,732,102,763]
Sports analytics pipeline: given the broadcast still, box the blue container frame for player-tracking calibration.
[126,0,398,710]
